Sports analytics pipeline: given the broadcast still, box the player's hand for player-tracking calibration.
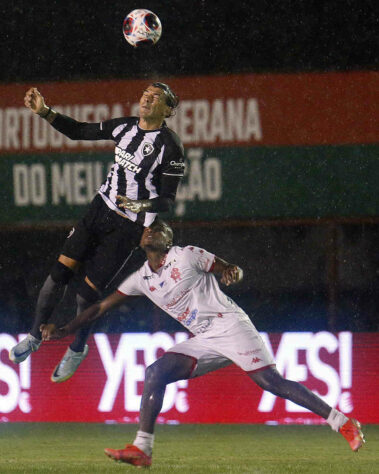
[221,265,243,286]
[24,87,48,115]
[40,323,68,341]
[117,195,149,213]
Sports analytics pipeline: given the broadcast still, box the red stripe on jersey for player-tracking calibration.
[208,258,216,273]
[117,289,130,296]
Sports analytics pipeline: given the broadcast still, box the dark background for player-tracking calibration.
[0,1,378,333]
[1,0,377,83]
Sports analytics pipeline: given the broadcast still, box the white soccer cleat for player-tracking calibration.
[9,334,41,363]
[51,345,89,383]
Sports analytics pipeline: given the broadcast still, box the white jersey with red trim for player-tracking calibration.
[117,245,249,334]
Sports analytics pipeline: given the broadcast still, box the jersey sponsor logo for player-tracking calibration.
[169,160,185,169]
[177,308,198,327]
[252,357,262,364]
[170,267,182,283]
[164,288,191,310]
[163,259,176,270]
[185,309,198,326]
[115,146,142,174]
[142,142,154,157]
[177,307,190,322]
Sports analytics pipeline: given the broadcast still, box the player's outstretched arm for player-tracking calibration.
[40,291,130,340]
[211,256,243,286]
[24,87,108,140]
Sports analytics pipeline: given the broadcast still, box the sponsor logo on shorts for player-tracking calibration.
[237,349,262,356]
[252,357,262,364]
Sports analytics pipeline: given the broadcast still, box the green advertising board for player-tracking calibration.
[0,144,378,225]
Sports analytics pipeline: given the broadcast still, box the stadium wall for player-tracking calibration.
[1,331,378,424]
[0,71,378,225]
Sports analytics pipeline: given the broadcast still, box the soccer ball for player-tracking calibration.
[123,9,162,47]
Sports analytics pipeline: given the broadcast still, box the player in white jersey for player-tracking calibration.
[41,220,365,466]
[10,83,184,384]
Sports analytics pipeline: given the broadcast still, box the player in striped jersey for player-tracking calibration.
[10,83,185,383]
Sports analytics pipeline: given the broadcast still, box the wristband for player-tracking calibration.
[39,106,51,118]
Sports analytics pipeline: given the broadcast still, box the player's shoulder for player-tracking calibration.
[181,245,210,258]
[102,116,138,134]
[159,123,184,153]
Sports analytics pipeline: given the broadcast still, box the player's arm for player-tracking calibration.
[24,87,108,140]
[117,174,182,213]
[40,291,133,340]
[210,256,243,286]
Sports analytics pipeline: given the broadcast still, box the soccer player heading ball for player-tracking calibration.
[42,221,365,466]
[10,82,184,382]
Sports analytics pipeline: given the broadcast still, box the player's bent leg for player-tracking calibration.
[249,366,365,451]
[70,277,100,352]
[104,353,195,466]
[248,366,331,418]
[139,353,195,433]
[9,259,76,364]
[51,278,99,383]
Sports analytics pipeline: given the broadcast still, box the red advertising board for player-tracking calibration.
[0,331,378,424]
[0,71,378,154]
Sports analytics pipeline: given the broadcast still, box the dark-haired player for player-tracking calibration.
[10,83,185,383]
[42,220,365,467]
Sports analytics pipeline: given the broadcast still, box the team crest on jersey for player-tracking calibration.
[142,142,154,156]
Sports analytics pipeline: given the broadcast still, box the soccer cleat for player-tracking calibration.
[9,334,41,363]
[340,418,365,452]
[51,344,89,383]
[104,444,152,467]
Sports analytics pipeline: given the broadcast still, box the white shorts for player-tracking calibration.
[167,316,275,377]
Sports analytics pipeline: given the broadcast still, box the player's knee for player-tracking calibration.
[250,367,282,393]
[76,279,100,304]
[50,261,75,285]
[145,353,193,388]
[144,361,166,388]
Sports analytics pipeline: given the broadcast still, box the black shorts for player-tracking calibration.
[61,194,144,290]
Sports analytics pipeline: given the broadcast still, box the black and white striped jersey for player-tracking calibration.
[51,114,185,227]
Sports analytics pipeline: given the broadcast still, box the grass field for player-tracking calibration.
[0,423,378,473]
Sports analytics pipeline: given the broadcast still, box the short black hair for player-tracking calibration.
[150,218,174,247]
[152,82,179,109]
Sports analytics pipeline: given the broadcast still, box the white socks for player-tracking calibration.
[326,408,349,432]
[133,430,154,456]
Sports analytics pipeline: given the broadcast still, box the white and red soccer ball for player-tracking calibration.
[123,9,162,47]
